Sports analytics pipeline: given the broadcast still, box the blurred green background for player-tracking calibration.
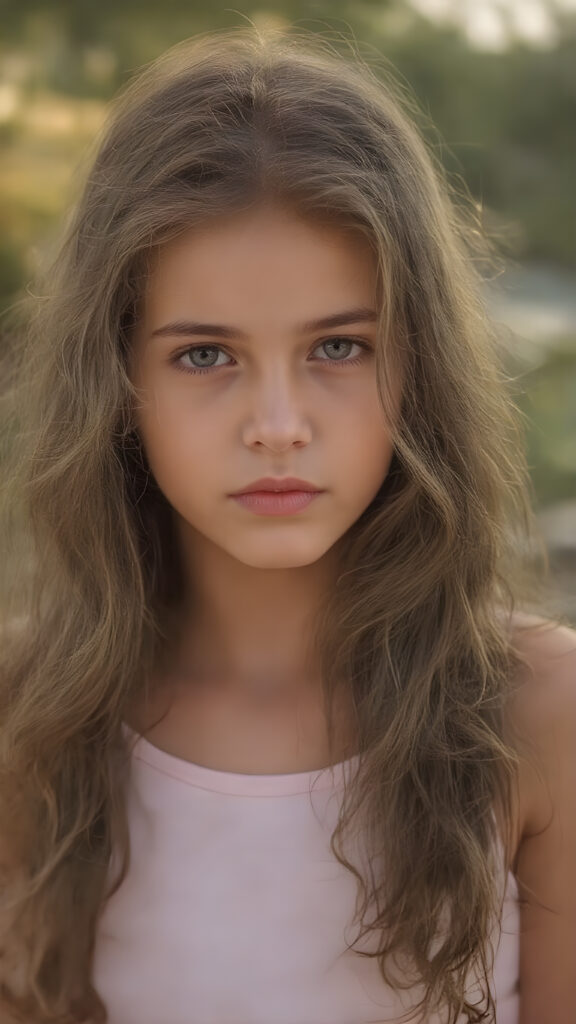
[1,0,575,618]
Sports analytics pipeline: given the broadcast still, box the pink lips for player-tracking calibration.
[231,476,320,495]
[230,477,324,516]
[231,490,323,516]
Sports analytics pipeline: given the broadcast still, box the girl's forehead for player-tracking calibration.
[128,209,383,359]
[138,215,377,314]
[149,205,375,265]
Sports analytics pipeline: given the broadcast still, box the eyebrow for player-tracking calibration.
[149,306,378,341]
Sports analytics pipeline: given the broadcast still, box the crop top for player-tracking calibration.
[91,723,520,1023]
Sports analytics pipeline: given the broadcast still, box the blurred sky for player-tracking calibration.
[409,0,576,48]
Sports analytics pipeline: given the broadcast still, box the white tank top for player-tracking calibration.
[92,724,520,1023]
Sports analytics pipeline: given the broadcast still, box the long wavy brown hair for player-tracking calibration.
[0,24,554,1024]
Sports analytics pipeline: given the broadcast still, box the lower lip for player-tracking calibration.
[231,490,322,515]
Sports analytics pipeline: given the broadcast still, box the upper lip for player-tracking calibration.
[231,477,322,495]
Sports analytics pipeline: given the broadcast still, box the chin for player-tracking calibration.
[226,538,337,570]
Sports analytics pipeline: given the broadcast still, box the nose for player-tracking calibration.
[241,366,312,452]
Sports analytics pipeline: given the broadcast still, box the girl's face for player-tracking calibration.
[130,205,397,570]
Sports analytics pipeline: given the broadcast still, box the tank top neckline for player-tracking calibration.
[120,723,520,903]
[122,721,361,796]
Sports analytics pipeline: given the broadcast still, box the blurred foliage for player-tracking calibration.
[515,341,576,506]
[1,0,575,555]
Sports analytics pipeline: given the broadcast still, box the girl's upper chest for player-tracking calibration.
[125,675,358,775]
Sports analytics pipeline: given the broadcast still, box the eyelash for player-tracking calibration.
[169,337,373,376]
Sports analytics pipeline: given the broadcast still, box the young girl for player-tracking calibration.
[0,25,574,1024]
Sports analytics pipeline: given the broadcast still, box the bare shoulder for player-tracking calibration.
[504,612,576,1023]
[504,612,576,840]
[508,611,576,707]
[506,614,576,816]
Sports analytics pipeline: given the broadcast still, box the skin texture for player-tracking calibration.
[130,204,396,704]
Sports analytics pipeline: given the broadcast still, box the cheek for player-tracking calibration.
[140,423,212,490]
[346,393,394,461]
[134,394,205,491]
[356,408,395,499]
